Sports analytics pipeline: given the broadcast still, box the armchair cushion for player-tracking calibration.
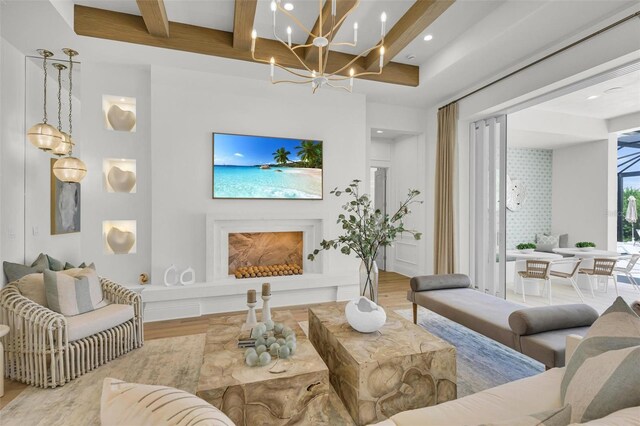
[3,253,48,282]
[15,273,49,307]
[410,274,472,292]
[44,268,107,316]
[67,304,134,342]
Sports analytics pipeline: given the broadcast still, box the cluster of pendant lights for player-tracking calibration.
[26,48,87,183]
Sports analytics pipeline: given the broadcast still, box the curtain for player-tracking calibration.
[434,102,458,274]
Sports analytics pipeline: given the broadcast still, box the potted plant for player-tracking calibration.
[308,180,422,303]
[575,242,596,251]
[516,243,536,254]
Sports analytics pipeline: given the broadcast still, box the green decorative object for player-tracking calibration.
[308,180,421,302]
[256,345,267,355]
[245,350,259,367]
[244,348,256,358]
[576,241,596,248]
[255,336,266,347]
[278,345,290,359]
[276,338,286,346]
[243,321,299,367]
[258,352,271,366]
[270,343,281,356]
[286,334,296,343]
[274,323,284,334]
[516,243,536,250]
[266,336,277,346]
[265,319,275,331]
[282,326,293,337]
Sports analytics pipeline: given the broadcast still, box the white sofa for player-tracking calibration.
[372,335,640,425]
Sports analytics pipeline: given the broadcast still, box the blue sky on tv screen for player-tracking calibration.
[213,133,319,166]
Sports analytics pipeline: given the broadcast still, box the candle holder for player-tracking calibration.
[244,301,258,330]
[262,294,272,323]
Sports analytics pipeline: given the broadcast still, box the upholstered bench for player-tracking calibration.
[408,274,598,368]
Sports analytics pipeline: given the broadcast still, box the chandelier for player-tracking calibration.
[26,50,63,151]
[251,0,386,93]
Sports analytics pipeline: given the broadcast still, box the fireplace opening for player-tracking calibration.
[228,231,303,278]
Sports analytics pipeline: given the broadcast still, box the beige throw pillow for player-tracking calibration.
[100,378,235,426]
[44,268,107,316]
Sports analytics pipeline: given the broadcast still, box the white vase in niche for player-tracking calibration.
[107,166,136,193]
[106,227,135,254]
[107,104,136,131]
[345,296,386,333]
[180,267,195,285]
[164,265,179,286]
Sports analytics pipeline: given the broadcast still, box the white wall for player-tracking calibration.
[150,66,367,283]
[552,140,610,248]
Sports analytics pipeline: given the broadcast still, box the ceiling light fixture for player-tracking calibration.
[423,34,433,41]
[284,2,294,11]
[252,0,386,93]
[27,49,63,152]
[51,62,74,157]
[586,95,599,100]
[53,48,87,183]
[376,130,384,134]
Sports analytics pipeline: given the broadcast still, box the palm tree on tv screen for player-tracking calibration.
[272,147,291,165]
[295,140,322,168]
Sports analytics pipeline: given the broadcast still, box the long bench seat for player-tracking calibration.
[408,274,599,369]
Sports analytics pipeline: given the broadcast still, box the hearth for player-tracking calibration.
[228,231,303,277]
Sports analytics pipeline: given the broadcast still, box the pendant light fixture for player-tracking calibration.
[51,62,74,157]
[27,49,63,151]
[53,48,87,183]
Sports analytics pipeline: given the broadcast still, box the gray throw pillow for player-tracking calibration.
[3,253,49,283]
[536,234,559,252]
[46,254,65,271]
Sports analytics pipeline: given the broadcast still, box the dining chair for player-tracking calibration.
[613,254,640,293]
[518,260,551,304]
[579,258,618,296]
[549,258,586,302]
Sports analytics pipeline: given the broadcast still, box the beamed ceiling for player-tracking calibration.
[74,0,456,87]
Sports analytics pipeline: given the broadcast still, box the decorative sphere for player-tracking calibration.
[269,343,281,356]
[258,352,271,366]
[251,327,263,339]
[256,345,267,355]
[255,336,266,347]
[274,323,284,334]
[245,352,259,367]
[286,340,297,350]
[276,338,286,346]
[282,326,293,337]
[266,336,277,347]
[288,342,296,355]
[265,320,275,331]
[286,334,296,343]
[278,345,290,359]
[244,348,257,358]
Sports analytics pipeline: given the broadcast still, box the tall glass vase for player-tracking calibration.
[359,259,379,303]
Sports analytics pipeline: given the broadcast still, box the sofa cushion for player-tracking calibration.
[509,304,598,336]
[478,404,572,426]
[3,253,49,283]
[410,274,471,292]
[66,304,134,342]
[519,327,589,368]
[413,288,522,349]
[388,367,565,426]
[100,378,234,426]
[574,406,640,425]
[44,268,107,316]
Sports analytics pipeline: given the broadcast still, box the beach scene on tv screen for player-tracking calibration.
[213,133,323,199]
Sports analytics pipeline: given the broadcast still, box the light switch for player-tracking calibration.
[32,226,39,236]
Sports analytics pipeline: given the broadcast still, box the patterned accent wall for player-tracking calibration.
[507,148,552,249]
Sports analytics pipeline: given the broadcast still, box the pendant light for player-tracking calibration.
[27,49,63,151]
[53,48,87,183]
[51,62,74,157]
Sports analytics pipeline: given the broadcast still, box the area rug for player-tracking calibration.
[395,308,544,397]
[0,334,206,426]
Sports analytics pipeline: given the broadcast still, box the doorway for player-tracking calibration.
[371,167,388,270]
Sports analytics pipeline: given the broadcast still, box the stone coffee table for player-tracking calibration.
[196,310,331,425]
[309,303,457,425]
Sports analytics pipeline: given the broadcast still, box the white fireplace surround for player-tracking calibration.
[141,214,359,322]
[206,215,324,281]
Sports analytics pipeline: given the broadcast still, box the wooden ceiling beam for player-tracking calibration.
[303,0,357,63]
[74,5,419,87]
[364,0,454,71]
[233,0,258,50]
[135,0,170,38]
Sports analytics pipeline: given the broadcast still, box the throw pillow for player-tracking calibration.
[46,254,65,271]
[476,405,572,426]
[15,273,48,307]
[44,268,107,316]
[536,234,559,252]
[64,262,76,270]
[576,406,640,425]
[3,253,49,283]
[558,234,569,249]
[100,378,235,426]
[562,345,640,423]
[64,262,95,270]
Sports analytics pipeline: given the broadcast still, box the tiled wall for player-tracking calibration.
[507,148,552,249]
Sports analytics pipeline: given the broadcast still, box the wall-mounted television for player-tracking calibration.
[212,133,323,200]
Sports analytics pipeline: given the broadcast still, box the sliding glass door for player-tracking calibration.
[470,115,507,297]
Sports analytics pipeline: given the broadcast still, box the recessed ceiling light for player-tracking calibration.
[284,3,294,11]
[406,53,416,60]
[586,95,599,100]
[604,86,623,94]
[376,130,384,134]
[423,34,433,41]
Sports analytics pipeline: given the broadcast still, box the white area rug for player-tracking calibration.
[0,334,205,426]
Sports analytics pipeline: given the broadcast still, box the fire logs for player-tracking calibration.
[234,264,302,279]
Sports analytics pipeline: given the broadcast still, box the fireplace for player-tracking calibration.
[228,231,303,278]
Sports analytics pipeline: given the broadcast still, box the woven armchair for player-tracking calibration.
[0,277,143,388]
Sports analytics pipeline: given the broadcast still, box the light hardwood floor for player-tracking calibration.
[1,271,413,409]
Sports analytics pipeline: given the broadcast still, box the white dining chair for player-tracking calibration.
[579,258,618,296]
[518,260,551,304]
[613,254,640,293]
[549,258,586,302]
